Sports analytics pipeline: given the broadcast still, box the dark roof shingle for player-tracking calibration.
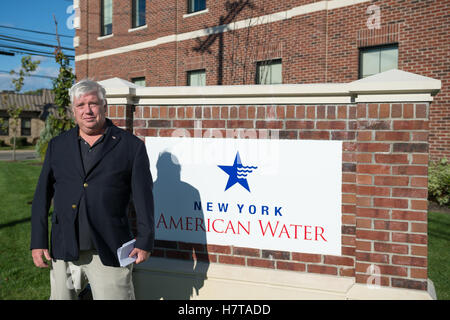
[0,89,55,112]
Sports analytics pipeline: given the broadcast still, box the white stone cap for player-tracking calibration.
[348,69,442,95]
[101,69,442,105]
[350,69,441,103]
[136,83,349,97]
[98,77,139,89]
[98,77,138,104]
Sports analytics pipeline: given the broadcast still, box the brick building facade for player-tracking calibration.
[74,0,449,160]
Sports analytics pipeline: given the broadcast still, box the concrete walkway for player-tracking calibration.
[0,149,39,161]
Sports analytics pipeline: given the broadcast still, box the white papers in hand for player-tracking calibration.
[117,239,137,267]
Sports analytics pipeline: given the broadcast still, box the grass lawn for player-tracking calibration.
[0,160,50,300]
[0,160,449,299]
[428,211,450,300]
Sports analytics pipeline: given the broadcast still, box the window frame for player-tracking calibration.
[255,58,282,85]
[187,0,207,14]
[359,43,399,79]
[0,117,9,136]
[100,0,113,37]
[20,118,31,137]
[131,77,146,87]
[187,69,206,86]
[132,0,146,29]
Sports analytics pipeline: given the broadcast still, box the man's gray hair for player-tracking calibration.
[69,79,107,106]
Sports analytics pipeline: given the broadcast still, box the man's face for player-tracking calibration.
[72,92,106,135]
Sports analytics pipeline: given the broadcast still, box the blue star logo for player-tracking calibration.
[218,151,257,192]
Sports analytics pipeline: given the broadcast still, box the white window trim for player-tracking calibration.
[128,24,148,33]
[183,8,209,19]
[97,34,114,41]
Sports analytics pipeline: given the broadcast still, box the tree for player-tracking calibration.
[52,13,75,131]
[0,56,40,161]
[35,50,76,161]
[36,17,76,161]
[52,50,76,131]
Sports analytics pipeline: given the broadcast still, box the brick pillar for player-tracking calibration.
[355,103,429,290]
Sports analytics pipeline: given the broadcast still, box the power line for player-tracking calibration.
[0,70,57,80]
[0,30,73,47]
[0,50,14,56]
[0,34,75,59]
[0,44,74,60]
[0,34,74,51]
[0,25,73,39]
[0,41,74,57]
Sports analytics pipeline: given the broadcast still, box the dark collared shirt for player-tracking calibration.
[77,126,109,251]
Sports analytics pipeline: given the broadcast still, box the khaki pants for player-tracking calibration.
[50,250,135,300]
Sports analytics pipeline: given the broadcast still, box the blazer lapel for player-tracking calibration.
[85,122,121,178]
[69,126,86,179]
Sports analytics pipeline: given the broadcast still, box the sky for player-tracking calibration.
[0,0,75,92]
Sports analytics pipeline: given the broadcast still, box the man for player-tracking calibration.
[30,79,154,300]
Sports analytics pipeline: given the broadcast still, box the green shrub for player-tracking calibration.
[10,136,28,147]
[428,158,450,206]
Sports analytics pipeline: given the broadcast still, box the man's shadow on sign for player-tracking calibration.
[149,151,210,299]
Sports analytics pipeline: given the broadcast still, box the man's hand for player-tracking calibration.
[128,248,150,264]
[32,249,52,268]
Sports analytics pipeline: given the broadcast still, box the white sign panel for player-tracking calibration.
[145,137,342,256]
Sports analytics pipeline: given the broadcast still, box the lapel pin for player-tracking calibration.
[112,136,116,139]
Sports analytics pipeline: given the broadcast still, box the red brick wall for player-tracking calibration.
[107,99,429,291]
[354,103,429,290]
[75,0,449,160]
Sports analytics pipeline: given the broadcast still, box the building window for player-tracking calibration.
[132,77,146,87]
[187,69,206,86]
[256,59,282,85]
[101,0,113,36]
[359,44,398,78]
[0,118,8,136]
[132,0,146,28]
[21,118,31,136]
[188,0,206,14]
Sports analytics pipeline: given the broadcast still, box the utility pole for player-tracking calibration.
[53,14,62,53]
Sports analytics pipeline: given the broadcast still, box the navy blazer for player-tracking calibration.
[30,119,155,267]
